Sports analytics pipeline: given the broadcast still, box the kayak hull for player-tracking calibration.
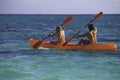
[28,38,117,51]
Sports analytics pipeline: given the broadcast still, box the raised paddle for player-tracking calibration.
[63,12,103,46]
[33,16,72,48]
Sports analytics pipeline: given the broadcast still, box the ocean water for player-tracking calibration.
[0,14,120,80]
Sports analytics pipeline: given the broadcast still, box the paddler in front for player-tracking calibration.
[75,23,97,45]
[48,26,65,44]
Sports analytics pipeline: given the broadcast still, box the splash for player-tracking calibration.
[38,47,49,50]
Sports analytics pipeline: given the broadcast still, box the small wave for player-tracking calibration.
[38,47,49,50]
[98,38,120,42]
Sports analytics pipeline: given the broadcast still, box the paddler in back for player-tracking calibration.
[75,23,97,44]
[48,26,65,44]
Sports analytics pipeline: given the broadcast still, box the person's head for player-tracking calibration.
[56,26,62,32]
[88,23,94,31]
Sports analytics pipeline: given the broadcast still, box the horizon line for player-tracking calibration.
[0,13,120,15]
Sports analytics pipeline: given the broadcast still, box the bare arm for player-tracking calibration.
[48,31,56,37]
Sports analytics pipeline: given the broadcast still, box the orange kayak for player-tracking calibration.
[28,38,117,51]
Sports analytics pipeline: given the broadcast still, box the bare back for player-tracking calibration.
[86,27,97,44]
[56,30,65,43]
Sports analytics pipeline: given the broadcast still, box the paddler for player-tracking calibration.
[48,26,65,44]
[75,23,97,44]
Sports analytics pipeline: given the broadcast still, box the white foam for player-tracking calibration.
[38,47,49,50]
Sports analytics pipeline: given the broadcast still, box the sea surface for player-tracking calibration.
[0,14,120,80]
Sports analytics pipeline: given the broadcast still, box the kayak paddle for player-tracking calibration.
[63,12,103,46]
[33,16,72,48]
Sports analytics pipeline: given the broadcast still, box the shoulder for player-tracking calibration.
[61,29,64,31]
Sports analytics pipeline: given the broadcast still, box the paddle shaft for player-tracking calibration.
[33,16,72,48]
[63,12,103,46]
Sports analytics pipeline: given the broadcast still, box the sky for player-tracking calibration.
[0,0,120,14]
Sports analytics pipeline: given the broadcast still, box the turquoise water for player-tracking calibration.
[0,14,120,80]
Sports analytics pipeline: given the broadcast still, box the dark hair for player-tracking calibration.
[88,24,94,30]
[56,26,61,29]
[56,26,62,32]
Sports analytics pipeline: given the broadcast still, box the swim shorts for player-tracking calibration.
[82,39,90,44]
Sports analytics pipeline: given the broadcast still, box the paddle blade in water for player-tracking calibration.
[63,38,72,46]
[33,41,43,48]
